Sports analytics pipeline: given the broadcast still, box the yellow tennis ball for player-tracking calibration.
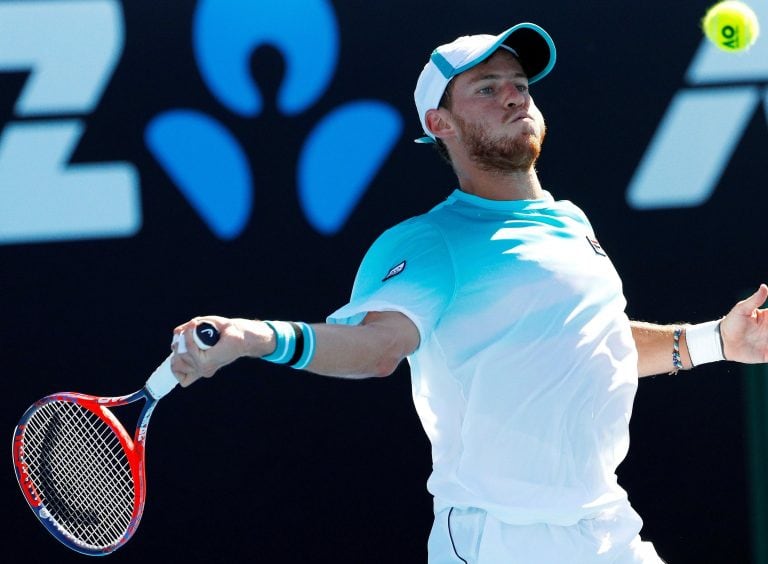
[703,1,760,52]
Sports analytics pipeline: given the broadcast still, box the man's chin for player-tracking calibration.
[472,138,541,172]
[458,117,545,172]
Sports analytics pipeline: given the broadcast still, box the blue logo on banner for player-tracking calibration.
[145,0,402,239]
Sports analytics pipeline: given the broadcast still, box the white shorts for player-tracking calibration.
[427,504,665,564]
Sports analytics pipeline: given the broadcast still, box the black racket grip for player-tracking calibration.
[193,322,220,350]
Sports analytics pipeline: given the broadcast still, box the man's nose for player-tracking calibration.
[502,83,527,108]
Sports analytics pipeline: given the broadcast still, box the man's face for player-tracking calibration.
[443,50,546,172]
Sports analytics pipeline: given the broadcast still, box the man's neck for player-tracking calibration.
[456,166,544,201]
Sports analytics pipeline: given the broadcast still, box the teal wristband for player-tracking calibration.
[291,322,316,370]
[261,320,316,369]
[261,321,296,363]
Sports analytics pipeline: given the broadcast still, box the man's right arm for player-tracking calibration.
[171,310,420,387]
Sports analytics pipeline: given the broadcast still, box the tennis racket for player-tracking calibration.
[11,323,220,556]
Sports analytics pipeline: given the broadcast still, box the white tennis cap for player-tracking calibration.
[414,23,556,143]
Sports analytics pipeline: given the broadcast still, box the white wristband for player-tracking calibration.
[686,320,725,367]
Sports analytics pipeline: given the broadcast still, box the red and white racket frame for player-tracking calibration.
[13,385,158,555]
[12,323,219,556]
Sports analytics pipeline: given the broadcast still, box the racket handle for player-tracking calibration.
[146,356,177,400]
[176,322,220,353]
[193,322,220,349]
[146,323,221,399]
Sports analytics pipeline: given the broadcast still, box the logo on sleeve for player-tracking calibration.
[382,260,406,281]
[586,236,607,257]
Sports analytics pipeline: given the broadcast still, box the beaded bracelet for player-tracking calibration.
[671,326,684,374]
[262,320,316,369]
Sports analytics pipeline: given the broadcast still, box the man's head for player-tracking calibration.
[437,50,547,172]
[415,23,555,142]
[414,24,555,170]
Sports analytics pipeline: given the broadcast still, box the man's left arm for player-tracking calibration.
[632,284,768,377]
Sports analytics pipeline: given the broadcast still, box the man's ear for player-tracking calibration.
[425,108,455,141]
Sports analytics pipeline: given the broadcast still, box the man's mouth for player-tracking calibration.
[505,112,532,124]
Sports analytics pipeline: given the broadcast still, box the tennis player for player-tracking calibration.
[173,23,768,563]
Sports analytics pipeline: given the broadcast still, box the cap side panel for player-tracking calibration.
[430,51,458,79]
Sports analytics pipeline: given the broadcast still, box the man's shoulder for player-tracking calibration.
[362,203,456,263]
[550,198,593,229]
[379,204,445,239]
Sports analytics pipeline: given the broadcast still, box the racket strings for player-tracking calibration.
[20,401,136,550]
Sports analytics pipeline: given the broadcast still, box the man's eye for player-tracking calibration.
[517,84,529,93]
[478,87,494,95]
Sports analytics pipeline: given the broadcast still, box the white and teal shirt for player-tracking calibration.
[328,189,638,526]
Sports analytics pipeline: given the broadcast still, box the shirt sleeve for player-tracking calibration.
[327,216,454,346]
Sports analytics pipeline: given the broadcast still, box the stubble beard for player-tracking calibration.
[454,114,546,174]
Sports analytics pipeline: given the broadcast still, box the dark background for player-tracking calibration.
[3,1,767,562]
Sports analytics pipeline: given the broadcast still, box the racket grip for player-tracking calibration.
[146,323,221,399]
[176,322,220,353]
[193,322,221,349]
[145,354,177,400]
